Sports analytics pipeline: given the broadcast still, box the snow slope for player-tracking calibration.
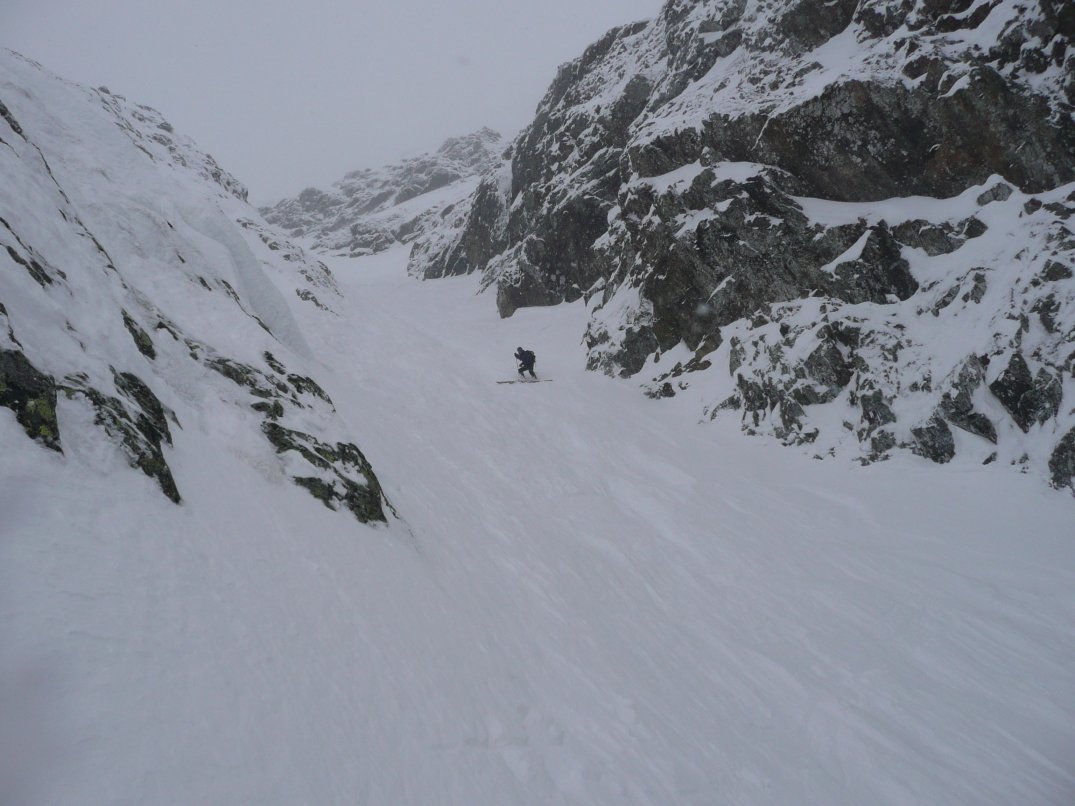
[0,49,389,524]
[5,245,1074,804]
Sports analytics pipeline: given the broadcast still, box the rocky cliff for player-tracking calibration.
[0,50,390,522]
[261,128,503,257]
[409,0,1075,489]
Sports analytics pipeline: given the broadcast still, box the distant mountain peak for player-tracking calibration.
[260,128,503,256]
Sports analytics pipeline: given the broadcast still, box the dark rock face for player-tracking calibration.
[989,352,1035,423]
[702,70,1073,201]
[581,167,924,377]
[411,171,512,280]
[122,310,156,360]
[65,371,180,503]
[891,217,981,256]
[988,352,1062,432]
[1042,260,1073,281]
[409,0,1075,486]
[912,415,956,464]
[412,0,1074,317]
[859,390,897,435]
[940,357,996,443]
[3,241,54,288]
[802,338,854,404]
[0,346,60,451]
[261,129,502,257]
[206,351,391,523]
[1050,427,1075,490]
[777,0,859,53]
[2,316,180,502]
[263,423,387,523]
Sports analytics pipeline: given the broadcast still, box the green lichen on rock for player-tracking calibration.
[114,370,173,446]
[63,371,180,503]
[251,399,284,419]
[286,373,332,405]
[210,349,388,520]
[207,356,281,399]
[0,347,61,451]
[263,352,333,405]
[262,351,287,375]
[262,421,388,523]
[121,310,156,360]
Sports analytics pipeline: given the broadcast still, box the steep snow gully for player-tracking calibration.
[7,245,1073,804]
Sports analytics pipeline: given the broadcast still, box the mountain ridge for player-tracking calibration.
[0,48,391,522]
[3,30,1075,806]
[407,0,1075,490]
[260,127,503,257]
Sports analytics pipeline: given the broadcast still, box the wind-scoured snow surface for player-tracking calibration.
[5,237,1075,803]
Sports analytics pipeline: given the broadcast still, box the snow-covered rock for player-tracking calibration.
[4,47,1075,806]
[408,0,1075,489]
[0,49,390,522]
[260,128,503,257]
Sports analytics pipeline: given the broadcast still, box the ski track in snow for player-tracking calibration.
[3,247,1075,804]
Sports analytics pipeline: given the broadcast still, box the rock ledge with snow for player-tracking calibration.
[409,0,1075,489]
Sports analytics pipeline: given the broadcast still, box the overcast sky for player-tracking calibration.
[4,0,662,203]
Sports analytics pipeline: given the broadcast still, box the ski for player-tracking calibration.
[496,379,553,384]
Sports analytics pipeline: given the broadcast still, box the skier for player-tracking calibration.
[515,346,537,379]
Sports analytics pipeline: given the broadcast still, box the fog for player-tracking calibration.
[3,0,662,202]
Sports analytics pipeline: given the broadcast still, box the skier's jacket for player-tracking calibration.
[515,348,536,368]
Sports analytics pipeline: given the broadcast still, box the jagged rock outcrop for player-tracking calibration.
[409,0,1075,488]
[0,321,60,452]
[1051,427,1075,489]
[261,128,503,256]
[0,50,391,522]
